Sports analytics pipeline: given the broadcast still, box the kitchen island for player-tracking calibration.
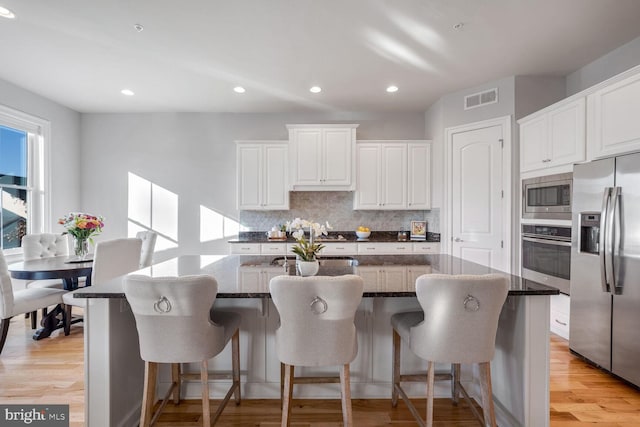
[73,254,557,427]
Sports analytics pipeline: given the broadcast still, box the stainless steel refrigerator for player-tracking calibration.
[570,151,640,387]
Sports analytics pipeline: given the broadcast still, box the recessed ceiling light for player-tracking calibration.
[234,86,246,93]
[134,23,144,32]
[386,86,399,93]
[453,22,464,30]
[121,89,135,96]
[309,86,322,93]
[0,6,16,19]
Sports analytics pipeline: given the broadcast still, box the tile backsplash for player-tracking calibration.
[239,192,440,233]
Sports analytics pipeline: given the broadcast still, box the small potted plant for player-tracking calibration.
[287,218,331,276]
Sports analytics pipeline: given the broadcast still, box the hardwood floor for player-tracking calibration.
[1,317,639,426]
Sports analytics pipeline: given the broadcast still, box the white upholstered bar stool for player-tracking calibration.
[124,274,241,427]
[21,233,69,329]
[391,274,509,427]
[269,275,364,427]
[62,237,142,335]
[136,231,157,268]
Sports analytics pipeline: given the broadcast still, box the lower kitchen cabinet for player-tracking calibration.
[550,293,570,339]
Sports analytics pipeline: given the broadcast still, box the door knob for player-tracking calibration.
[454,237,464,242]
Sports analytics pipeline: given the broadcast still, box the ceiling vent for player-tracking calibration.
[464,88,498,110]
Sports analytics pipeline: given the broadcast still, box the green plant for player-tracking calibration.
[290,236,325,261]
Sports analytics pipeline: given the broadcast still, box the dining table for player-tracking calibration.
[8,255,93,339]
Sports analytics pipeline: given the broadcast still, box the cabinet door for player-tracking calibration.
[322,128,353,186]
[263,144,289,209]
[380,144,406,209]
[588,72,640,159]
[354,144,381,209]
[407,142,431,209]
[547,98,585,168]
[520,115,548,172]
[237,144,262,209]
[292,129,322,185]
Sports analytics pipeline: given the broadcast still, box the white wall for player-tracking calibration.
[0,78,81,232]
[79,112,426,256]
[566,35,640,96]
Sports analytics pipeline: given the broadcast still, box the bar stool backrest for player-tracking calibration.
[135,231,157,268]
[270,274,364,367]
[411,273,509,364]
[124,274,226,363]
[91,238,142,285]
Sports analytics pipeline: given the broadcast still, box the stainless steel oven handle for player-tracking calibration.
[600,187,612,293]
[522,236,572,247]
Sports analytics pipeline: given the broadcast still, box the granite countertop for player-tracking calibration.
[73,254,558,299]
[229,230,441,243]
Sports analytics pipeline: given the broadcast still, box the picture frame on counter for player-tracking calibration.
[410,220,427,241]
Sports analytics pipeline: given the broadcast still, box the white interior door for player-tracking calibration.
[451,124,506,272]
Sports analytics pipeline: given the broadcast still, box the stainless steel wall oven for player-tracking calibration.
[521,224,571,295]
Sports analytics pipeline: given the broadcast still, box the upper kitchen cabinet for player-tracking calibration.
[520,97,586,173]
[354,140,431,210]
[587,70,640,159]
[287,124,359,191]
[236,141,289,210]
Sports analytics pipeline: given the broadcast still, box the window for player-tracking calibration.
[0,106,49,253]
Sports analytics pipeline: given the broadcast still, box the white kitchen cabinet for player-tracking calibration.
[319,242,356,255]
[550,293,570,340]
[520,98,586,173]
[287,124,358,190]
[357,242,412,255]
[229,243,261,255]
[354,140,431,210]
[587,70,640,159]
[236,141,289,210]
[407,142,432,209]
[412,242,440,254]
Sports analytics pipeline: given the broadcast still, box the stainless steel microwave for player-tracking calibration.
[522,172,572,220]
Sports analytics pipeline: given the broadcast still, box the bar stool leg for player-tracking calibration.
[171,363,181,404]
[426,361,435,427]
[479,362,496,427]
[340,363,353,427]
[392,330,401,407]
[451,363,461,405]
[232,330,241,405]
[201,360,210,427]
[141,361,158,427]
[30,311,37,329]
[281,364,294,427]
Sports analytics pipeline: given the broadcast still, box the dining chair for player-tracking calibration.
[21,233,70,329]
[124,274,241,427]
[62,237,142,335]
[390,274,509,427]
[136,231,157,268]
[269,274,364,427]
[0,250,68,355]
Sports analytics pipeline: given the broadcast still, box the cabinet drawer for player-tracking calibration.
[357,242,412,255]
[550,310,570,340]
[412,242,439,254]
[229,244,261,255]
[550,294,570,315]
[320,243,356,255]
[261,243,287,255]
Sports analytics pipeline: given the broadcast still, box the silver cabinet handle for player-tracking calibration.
[554,318,567,326]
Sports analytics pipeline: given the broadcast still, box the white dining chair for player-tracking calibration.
[21,233,70,329]
[0,250,68,355]
[136,231,157,268]
[124,274,241,426]
[62,237,142,335]
[269,274,364,427]
[390,274,509,427]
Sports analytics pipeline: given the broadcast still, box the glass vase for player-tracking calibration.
[73,237,89,260]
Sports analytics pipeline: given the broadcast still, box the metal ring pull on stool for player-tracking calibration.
[309,296,328,315]
[463,294,480,312]
[153,296,172,313]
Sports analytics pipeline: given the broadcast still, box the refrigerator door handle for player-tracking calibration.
[600,187,612,293]
[611,187,623,293]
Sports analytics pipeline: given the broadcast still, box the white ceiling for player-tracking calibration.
[1,0,640,113]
